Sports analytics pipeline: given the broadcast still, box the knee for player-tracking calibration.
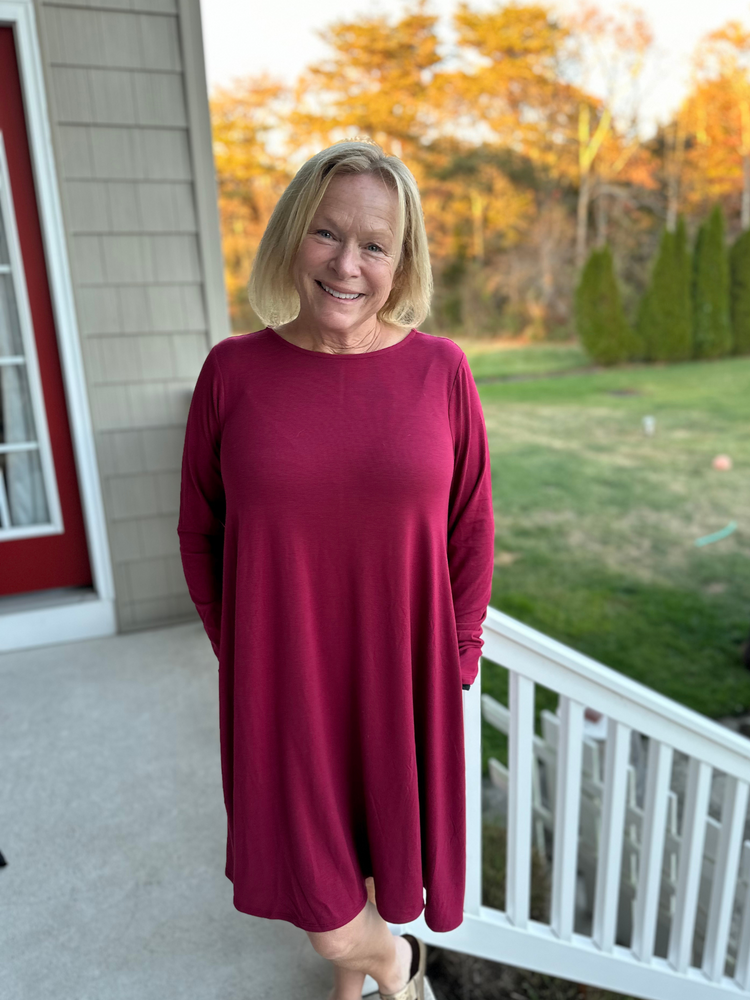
[307,925,357,962]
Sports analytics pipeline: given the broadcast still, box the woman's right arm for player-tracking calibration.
[177,347,226,659]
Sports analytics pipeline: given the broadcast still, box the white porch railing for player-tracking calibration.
[403,605,750,1000]
[482,694,750,966]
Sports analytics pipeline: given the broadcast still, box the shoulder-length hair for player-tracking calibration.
[248,139,433,329]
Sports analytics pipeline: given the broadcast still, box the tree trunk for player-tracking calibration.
[665,118,685,233]
[470,189,485,263]
[741,100,750,232]
[539,204,555,309]
[666,178,679,233]
[576,168,591,270]
[594,182,608,247]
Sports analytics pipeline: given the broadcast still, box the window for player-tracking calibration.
[0,132,62,539]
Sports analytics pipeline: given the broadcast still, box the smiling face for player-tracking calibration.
[290,171,402,338]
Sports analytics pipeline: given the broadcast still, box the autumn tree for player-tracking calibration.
[210,76,292,329]
[692,204,732,358]
[445,3,580,329]
[421,143,537,332]
[679,22,750,228]
[563,4,655,267]
[290,1,442,159]
[448,3,576,156]
[661,114,688,232]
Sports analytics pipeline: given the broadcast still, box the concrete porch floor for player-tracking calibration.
[0,620,436,1000]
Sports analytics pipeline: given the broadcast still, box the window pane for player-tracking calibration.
[0,362,37,444]
[1,447,49,526]
[0,272,24,355]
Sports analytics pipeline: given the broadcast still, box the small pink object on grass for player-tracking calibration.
[712,454,732,471]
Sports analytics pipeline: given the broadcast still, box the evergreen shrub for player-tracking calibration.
[575,245,637,365]
[692,205,732,358]
[730,228,750,355]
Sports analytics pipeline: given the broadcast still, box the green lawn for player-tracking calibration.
[458,337,591,379]
[465,342,750,774]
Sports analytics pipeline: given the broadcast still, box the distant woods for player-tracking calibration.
[209,0,750,355]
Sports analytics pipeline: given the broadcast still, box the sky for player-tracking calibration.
[199,0,750,134]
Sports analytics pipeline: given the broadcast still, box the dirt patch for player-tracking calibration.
[494,550,522,566]
[426,947,629,1000]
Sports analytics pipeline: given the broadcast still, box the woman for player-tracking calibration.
[177,139,495,1000]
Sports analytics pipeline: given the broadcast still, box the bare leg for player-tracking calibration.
[308,877,413,1000]
[329,878,376,1000]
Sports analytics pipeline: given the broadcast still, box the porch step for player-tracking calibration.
[363,976,436,998]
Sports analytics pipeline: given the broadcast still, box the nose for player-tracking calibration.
[329,239,361,279]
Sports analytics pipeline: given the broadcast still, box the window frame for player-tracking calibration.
[0,129,63,540]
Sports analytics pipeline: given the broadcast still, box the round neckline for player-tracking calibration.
[266,326,417,358]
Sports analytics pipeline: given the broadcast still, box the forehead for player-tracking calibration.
[314,172,400,235]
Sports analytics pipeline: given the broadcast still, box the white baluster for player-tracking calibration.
[463,663,483,916]
[592,718,631,952]
[631,738,674,962]
[507,671,534,928]
[667,758,712,973]
[550,695,585,941]
[735,841,750,990]
[702,775,750,982]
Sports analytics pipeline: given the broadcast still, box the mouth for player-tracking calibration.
[315,280,364,301]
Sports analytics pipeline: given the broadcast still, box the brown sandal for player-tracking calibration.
[377,934,426,1000]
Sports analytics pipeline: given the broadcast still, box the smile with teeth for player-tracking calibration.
[316,280,363,300]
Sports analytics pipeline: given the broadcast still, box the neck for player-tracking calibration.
[276,316,393,355]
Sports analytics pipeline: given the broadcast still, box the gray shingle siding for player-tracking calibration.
[36,0,225,631]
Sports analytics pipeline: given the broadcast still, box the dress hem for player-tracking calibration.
[227,871,370,933]
[225,870,430,933]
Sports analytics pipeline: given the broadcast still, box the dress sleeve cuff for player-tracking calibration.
[458,640,481,687]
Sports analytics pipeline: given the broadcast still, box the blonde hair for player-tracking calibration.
[248,139,433,329]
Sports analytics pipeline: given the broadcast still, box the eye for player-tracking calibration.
[366,243,384,253]
[315,229,334,239]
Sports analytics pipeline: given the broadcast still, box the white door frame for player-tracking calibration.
[0,0,116,652]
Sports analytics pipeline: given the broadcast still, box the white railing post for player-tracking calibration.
[463,659,483,917]
[667,757,713,974]
[592,718,631,953]
[735,843,750,990]
[463,609,750,999]
[550,695,585,941]
[507,670,534,928]
[631,738,674,962]
[702,775,750,982]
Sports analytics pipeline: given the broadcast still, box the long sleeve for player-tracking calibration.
[177,347,226,659]
[447,353,495,688]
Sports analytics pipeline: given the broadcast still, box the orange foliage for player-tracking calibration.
[210,76,293,328]
[679,22,750,216]
[207,1,750,335]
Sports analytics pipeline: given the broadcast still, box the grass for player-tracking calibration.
[465,342,750,774]
[457,336,590,380]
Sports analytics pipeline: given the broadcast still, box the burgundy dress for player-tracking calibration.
[177,326,495,933]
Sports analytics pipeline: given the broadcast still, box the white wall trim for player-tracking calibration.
[0,590,117,653]
[178,0,231,349]
[0,1,116,643]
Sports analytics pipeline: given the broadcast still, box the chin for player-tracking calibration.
[312,305,373,328]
